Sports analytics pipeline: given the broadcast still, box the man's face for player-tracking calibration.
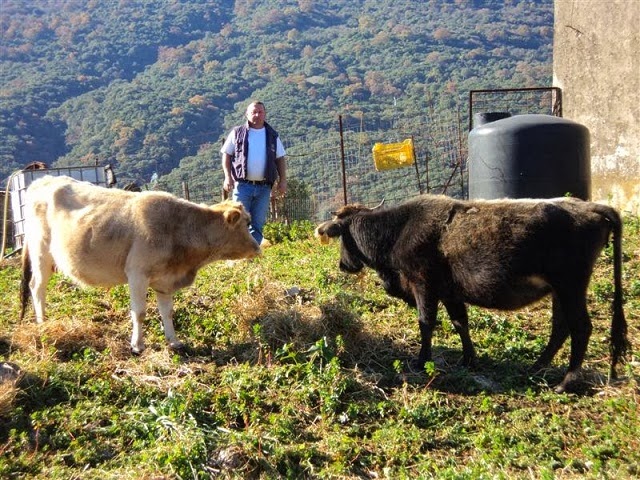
[246,103,266,127]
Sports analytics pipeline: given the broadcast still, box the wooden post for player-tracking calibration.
[412,136,423,194]
[339,115,348,205]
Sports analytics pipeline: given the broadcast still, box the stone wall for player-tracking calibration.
[553,0,639,215]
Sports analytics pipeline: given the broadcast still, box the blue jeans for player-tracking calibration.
[232,181,272,244]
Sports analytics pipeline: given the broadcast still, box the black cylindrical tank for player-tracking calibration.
[468,114,591,200]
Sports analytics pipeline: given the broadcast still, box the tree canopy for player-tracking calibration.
[0,0,553,191]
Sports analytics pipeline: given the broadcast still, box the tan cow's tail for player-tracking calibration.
[594,204,630,378]
[20,242,32,321]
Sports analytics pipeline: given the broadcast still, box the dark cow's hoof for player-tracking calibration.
[168,340,185,351]
[554,380,583,394]
[409,357,433,373]
[554,370,587,394]
[460,355,479,369]
[554,383,569,394]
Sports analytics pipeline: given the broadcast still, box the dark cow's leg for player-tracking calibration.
[442,300,477,367]
[555,292,592,393]
[413,290,440,369]
[532,293,570,371]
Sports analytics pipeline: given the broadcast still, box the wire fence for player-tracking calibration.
[178,110,469,224]
[167,111,469,224]
[263,88,560,223]
[297,112,467,221]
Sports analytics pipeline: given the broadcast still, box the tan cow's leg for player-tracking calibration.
[156,291,183,350]
[30,246,54,324]
[128,275,148,354]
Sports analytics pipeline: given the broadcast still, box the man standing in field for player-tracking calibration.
[221,101,287,244]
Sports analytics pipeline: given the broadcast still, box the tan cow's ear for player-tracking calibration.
[224,208,241,225]
[314,221,342,244]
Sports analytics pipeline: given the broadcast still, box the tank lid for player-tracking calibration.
[472,111,511,128]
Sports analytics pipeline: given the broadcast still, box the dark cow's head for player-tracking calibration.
[315,200,384,274]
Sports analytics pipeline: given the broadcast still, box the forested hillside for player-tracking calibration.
[0,0,553,190]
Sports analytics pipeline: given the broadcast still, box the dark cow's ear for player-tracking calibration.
[315,221,342,244]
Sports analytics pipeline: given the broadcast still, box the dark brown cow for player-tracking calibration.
[20,175,261,353]
[315,194,630,393]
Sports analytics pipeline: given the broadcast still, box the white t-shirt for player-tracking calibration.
[221,127,286,181]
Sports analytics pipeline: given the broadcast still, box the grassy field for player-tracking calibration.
[0,216,639,479]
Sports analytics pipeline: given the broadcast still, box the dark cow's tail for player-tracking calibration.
[20,242,32,321]
[595,204,630,378]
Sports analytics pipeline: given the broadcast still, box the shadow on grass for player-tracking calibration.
[0,336,11,357]
[28,299,609,398]
[0,366,69,449]
[171,298,584,396]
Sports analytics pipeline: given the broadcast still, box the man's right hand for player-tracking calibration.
[223,178,235,192]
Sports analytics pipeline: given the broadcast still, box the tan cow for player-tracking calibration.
[20,175,261,353]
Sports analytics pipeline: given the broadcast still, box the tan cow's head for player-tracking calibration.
[213,200,261,259]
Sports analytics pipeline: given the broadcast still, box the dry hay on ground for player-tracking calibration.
[0,362,22,418]
[11,318,129,361]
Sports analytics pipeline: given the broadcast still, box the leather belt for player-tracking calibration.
[239,179,272,186]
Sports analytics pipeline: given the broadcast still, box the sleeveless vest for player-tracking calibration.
[231,122,280,184]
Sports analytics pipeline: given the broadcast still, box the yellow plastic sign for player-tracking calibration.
[372,138,415,171]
